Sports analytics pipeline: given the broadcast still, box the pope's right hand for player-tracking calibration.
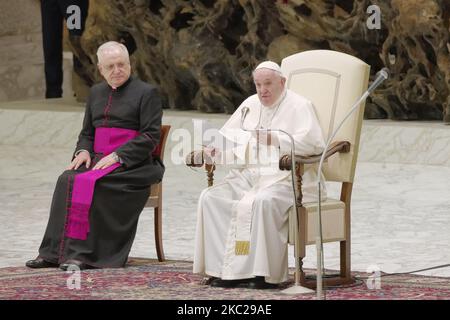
[203,146,221,164]
[67,150,91,170]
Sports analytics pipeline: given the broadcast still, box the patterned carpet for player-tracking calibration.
[1,258,450,300]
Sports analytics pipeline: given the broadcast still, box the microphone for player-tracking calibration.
[367,68,389,94]
[240,107,250,129]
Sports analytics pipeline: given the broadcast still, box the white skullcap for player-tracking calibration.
[254,61,282,74]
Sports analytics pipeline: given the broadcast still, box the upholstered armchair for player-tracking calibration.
[280,50,370,287]
[186,50,370,287]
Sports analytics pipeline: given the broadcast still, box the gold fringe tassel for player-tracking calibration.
[235,241,250,255]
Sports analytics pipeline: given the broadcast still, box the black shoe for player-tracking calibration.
[210,278,249,288]
[203,277,218,285]
[25,257,59,269]
[59,259,95,271]
[246,276,279,290]
[45,90,62,99]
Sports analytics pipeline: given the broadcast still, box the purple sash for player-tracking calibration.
[65,127,139,240]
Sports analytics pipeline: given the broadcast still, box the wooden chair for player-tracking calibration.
[280,50,370,288]
[144,125,171,262]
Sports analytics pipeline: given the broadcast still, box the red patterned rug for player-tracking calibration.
[1,258,450,300]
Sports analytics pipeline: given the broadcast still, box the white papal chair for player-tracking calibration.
[279,50,370,287]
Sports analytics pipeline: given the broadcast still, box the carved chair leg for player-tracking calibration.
[154,205,165,262]
[340,182,352,282]
[340,240,351,280]
[206,164,215,187]
[299,257,306,286]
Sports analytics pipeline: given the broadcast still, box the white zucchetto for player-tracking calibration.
[254,61,283,75]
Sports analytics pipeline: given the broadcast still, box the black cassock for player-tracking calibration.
[38,76,164,268]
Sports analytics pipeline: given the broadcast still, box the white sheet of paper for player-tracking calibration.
[192,119,243,151]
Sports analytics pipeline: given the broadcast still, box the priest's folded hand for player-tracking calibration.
[92,152,118,170]
[67,150,91,170]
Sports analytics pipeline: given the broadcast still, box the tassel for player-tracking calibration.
[235,241,250,255]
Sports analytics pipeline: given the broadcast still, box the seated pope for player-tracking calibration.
[26,41,164,270]
[193,61,327,289]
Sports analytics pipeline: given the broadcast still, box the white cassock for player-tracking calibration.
[193,89,327,284]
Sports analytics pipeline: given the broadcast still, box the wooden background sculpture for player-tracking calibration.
[69,0,450,122]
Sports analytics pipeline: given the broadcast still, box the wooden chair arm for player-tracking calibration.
[279,141,351,170]
[185,150,206,167]
[186,149,218,166]
[185,150,217,187]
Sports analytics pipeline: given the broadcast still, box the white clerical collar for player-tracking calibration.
[258,89,287,128]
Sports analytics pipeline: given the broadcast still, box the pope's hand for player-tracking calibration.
[203,146,221,164]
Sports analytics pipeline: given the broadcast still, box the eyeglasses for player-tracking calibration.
[101,62,129,72]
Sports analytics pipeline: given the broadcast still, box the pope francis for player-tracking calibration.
[193,61,326,289]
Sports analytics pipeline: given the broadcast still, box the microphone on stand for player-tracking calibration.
[240,106,314,294]
[367,68,389,94]
[240,107,250,128]
[315,67,390,299]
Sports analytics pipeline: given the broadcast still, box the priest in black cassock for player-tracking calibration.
[26,41,164,270]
